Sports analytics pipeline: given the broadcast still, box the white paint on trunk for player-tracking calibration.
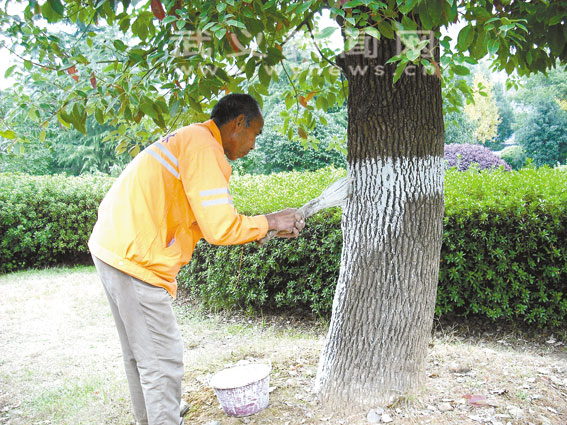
[315,155,445,401]
[354,155,444,244]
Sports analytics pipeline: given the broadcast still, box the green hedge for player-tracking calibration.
[0,173,113,272]
[439,167,567,327]
[1,167,566,328]
[180,168,567,327]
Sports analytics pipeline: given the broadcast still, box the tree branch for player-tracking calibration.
[306,21,339,69]
[281,8,319,47]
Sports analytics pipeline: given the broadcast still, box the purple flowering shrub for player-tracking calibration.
[444,143,512,171]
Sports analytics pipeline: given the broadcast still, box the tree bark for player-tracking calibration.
[314,34,445,409]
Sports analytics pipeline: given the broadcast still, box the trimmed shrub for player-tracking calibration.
[2,167,566,328]
[500,145,528,170]
[439,167,567,327]
[179,209,342,316]
[0,173,113,273]
[182,167,567,328]
[445,143,512,171]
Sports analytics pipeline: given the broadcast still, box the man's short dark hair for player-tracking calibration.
[210,93,262,128]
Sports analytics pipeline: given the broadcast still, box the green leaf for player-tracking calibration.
[4,65,16,79]
[457,25,475,51]
[344,37,358,52]
[393,59,408,84]
[284,93,294,110]
[343,0,365,7]
[444,0,458,23]
[295,2,312,15]
[162,15,177,25]
[418,2,432,30]
[487,39,499,56]
[214,27,226,39]
[245,58,256,80]
[258,65,272,87]
[385,54,402,64]
[129,144,141,157]
[95,108,105,125]
[140,99,158,119]
[548,26,564,56]
[48,0,64,15]
[548,14,564,26]
[452,64,470,76]
[363,26,380,40]
[398,0,419,15]
[427,0,443,24]
[28,107,40,122]
[115,140,127,155]
[317,27,337,40]
[113,40,127,51]
[0,130,16,139]
[226,19,246,30]
[71,103,87,134]
[406,48,420,61]
[24,60,33,71]
[41,0,62,22]
[377,20,395,39]
[48,0,65,15]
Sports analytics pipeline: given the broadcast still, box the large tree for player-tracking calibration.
[513,64,567,166]
[2,0,567,411]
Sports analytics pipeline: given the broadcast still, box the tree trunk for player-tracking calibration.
[314,35,445,409]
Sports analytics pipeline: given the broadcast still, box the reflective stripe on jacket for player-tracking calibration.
[88,120,269,297]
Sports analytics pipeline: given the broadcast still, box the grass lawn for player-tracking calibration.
[0,267,565,424]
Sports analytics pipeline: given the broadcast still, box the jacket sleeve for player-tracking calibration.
[181,145,269,245]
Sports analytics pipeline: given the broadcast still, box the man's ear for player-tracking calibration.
[235,114,245,128]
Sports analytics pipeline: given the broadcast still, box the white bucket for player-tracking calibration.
[210,363,271,417]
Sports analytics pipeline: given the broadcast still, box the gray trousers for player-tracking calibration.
[92,256,184,425]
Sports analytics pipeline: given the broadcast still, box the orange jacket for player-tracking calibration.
[88,120,269,297]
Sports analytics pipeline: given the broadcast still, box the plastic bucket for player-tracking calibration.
[210,363,271,417]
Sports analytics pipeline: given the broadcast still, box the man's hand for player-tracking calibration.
[265,208,305,239]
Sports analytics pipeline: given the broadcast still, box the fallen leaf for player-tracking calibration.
[464,394,488,407]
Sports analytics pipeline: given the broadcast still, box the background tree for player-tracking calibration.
[499,145,527,170]
[493,81,515,145]
[2,0,567,412]
[513,64,567,166]
[444,109,476,145]
[464,73,502,147]
[232,62,347,174]
[0,89,54,174]
[516,100,567,166]
[233,102,347,174]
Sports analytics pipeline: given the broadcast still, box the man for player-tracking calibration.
[88,94,304,425]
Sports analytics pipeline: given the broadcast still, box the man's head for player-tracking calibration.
[211,94,264,161]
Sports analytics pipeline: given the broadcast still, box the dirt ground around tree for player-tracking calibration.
[0,267,565,425]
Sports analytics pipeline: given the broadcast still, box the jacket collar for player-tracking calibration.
[202,119,223,148]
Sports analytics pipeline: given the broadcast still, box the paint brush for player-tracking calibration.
[258,176,351,245]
